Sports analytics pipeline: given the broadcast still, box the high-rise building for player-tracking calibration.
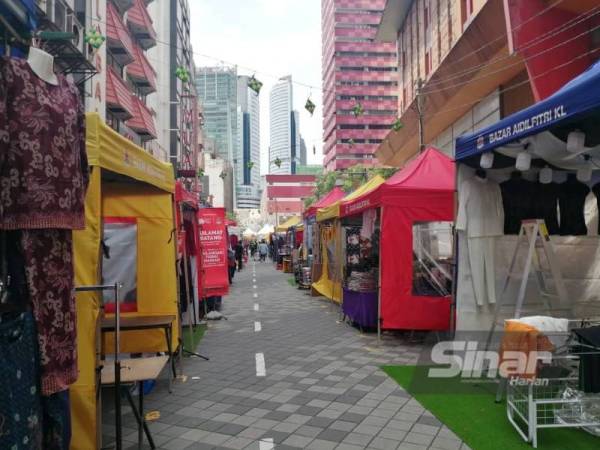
[299,136,308,166]
[195,67,238,165]
[269,76,296,174]
[321,0,398,170]
[236,76,261,208]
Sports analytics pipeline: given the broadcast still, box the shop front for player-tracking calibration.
[339,149,455,333]
[71,113,177,449]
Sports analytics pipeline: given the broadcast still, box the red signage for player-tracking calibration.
[198,208,229,297]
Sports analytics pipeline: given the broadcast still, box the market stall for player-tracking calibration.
[71,113,178,449]
[274,216,300,270]
[312,176,386,304]
[339,149,455,331]
[454,59,600,333]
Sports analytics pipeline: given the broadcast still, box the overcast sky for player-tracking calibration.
[189,0,324,174]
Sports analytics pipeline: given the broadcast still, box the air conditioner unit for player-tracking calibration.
[39,0,85,55]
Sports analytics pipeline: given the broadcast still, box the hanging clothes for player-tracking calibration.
[0,312,43,450]
[534,182,560,235]
[41,390,71,450]
[591,183,600,235]
[457,175,504,306]
[0,57,88,230]
[558,174,590,235]
[500,172,537,234]
[20,229,77,396]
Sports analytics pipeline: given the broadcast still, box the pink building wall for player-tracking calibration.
[321,0,399,171]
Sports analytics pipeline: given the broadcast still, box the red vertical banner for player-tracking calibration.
[198,208,229,297]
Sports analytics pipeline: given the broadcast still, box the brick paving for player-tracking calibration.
[103,260,471,450]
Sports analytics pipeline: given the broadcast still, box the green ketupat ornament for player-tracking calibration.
[352,102,364,117]
[197,168,204,178]
[248,75,263,94]
[219,170,227,180]
[348,139,355,147]
[84,29,105,49]
[247,161,255,170]
[392,118,403,132]
[305,97,316,116]
[274,157,282,168]
[175,66,190,83]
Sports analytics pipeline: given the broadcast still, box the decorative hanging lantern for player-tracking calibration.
[313,145,316,155]
[305,97,316,116]
[274,157,282,168]
[84,29,106,49]
[352,102,364,117]
[219,170,227,180]
[175,66,190,83]
[197,168,205,178]
[247,161,255,170]
[391,118,403,132]
[248,75,263,94]
[348,139,355,147]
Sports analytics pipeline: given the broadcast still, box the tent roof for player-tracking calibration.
[340,147,455,217]
[275,215,301,232]
[304,187,346,218]
[175,181,198,208]
[456,59,600,162]
[317,175,386,222]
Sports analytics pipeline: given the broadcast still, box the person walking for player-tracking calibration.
[228,246,236,284]
[258,240,269,262]
[235,239,244,270]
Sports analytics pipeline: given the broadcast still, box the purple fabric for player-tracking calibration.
[342,288,378,328]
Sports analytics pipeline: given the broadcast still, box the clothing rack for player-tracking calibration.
[74,283,123,450]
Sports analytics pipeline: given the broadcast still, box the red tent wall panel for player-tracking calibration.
[380,196,454,331]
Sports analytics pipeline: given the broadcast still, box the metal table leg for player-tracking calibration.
[125,385,155,449]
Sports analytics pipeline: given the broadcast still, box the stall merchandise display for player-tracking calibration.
[0,55,88,449]
[558,174,590,236]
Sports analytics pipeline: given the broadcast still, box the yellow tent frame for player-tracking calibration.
[275,215,302,232]
[70,113,177,449]
[312,176,386,304]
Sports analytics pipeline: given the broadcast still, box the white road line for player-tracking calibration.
[254,303,259,311]
[253,293,258,298]
[255,353,266,377]
[254,321,262,332]
[258,438,274,450]
[253,285,257,289]
[253,279,256,283]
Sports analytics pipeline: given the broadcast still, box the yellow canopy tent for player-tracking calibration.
[312,176,386,303]
[275,215,301,232]
[71,113,177,449]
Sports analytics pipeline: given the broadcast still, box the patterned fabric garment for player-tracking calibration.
[21,229,77,396]
[0,312,43,450]
[0,56,88,230]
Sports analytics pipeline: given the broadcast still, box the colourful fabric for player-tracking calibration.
[0,312,43,450]
[21,229,77,396]
[0,57,88,230]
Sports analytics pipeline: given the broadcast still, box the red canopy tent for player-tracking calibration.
[304,187,346,218]
[340,147,455,331]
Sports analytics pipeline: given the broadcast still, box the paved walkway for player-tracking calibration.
[106,260,469,450]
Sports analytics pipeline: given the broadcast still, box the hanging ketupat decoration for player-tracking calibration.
[247,161,255,170]
[352,102,364,117]
[305,97,316,116]
[392,118,403,132]
[248,75,263,94]
[197,168,205,178]
[176,66,190,83]
[348,139,355,147]
[219,170,227,180]
[274,157,282,168]
[84,29,105,49]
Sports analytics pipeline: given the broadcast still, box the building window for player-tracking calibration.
[461,0,474,29]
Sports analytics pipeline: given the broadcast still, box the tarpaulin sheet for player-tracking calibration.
[317,175,386,222]
[276,215,302,232]
[198,208,229,297]
[304,187,346,218]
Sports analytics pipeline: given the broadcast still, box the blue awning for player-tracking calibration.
[456,59,600,161]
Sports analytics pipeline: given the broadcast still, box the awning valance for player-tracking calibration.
[85,113,174,192]
[317,175,386,222]
[456,59,600,161]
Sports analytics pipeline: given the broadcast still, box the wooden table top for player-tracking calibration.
[100,356,168,385]
[100,314,176,331]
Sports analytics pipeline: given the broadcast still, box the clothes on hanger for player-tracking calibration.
[534,182,560,235]
[592,183,600,235]
[0,56,88,230]
[572,326,600,393]
[0,312,43,450]
[558,174,590,235]
[457,176,504,306]
[500,172,537,234]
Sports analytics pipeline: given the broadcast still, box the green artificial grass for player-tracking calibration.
[182,324,206,354]
[382,365,599,450]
